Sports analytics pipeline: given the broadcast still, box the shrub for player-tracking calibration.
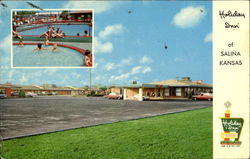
[19,90,26,97]
[188,91,194,99]
[91,90,96,95]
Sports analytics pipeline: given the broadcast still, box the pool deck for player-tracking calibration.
[13,35,92,43]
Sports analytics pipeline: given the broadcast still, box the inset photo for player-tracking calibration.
[12,9,93,68]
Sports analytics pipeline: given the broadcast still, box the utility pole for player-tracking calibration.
[89,68,92,95]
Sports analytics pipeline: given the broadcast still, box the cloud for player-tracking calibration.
[131,66,142,75]
[204,32,212,42]
[19,75,28,83]
[0,35,11,52]
[117,57,133,67]
[95,24,126,53]
[104,62,115,71]
[130,66,152,75]
[108,65,152,82]
[110,73,130,81]
[94,37,113,53]
[172,6,205,28]
[130,66,152,74]
[174,57,184,62]
[94,75,102,81]
[142,66,151,74]
[63,1,113,13]
[140,56,153,64]
[98,24,126,40]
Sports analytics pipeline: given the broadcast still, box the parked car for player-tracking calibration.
[192,93,213,101]
[26,92,38,97]
[133,94,150,100]
[0,94,7,99]
[11,92,19,96]
[47,92,57,95]
[104,92,123,99]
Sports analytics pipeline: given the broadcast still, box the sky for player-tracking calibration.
[0,0,212,87]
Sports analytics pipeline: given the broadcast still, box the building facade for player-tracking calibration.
[0,84,87,96]
[111,77,213,101]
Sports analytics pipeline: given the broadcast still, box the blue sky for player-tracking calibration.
[0,1,212,87]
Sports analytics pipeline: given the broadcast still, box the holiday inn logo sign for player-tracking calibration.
[220,101,244,147]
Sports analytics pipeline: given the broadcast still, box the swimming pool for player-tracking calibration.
[13,43,86,67]
[19,24,91,36]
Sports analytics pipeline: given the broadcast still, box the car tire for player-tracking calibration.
[193,98,197,101]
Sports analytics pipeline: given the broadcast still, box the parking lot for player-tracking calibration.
[0,96,212,139]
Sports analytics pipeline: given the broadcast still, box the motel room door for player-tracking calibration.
[169,87,176,96]
[156,88,162,97]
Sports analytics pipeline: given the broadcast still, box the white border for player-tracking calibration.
[11,9,94,69]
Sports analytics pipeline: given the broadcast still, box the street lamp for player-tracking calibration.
[89,68,92,96]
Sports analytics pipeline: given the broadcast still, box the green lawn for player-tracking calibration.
[1,107,212,159]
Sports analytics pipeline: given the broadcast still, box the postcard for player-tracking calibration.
[0,1,249,159]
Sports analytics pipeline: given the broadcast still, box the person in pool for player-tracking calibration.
[40,30,49,38]
[33,43,47,51]
[55,27,64,38]
[84,50,92,66]
[48,27,53,38]
[44,36,49,45]
[18,40,24,47]
[12,30,22,39]
[83,30,89,37]
[51,44,60,52]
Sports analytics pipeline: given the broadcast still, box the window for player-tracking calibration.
[176,88,182,96]
[164,88,169,96]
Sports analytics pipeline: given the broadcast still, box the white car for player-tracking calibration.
[26,92,38,97]
[104,92,123,99]
[0,94,7,99]
[133,94,150,100]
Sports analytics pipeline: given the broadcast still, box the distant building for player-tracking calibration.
[0,83,87,96]
[0,83,21,97]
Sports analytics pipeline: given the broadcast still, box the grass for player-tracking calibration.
[1,107,212,159]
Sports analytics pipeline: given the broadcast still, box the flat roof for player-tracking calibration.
[111,79,212,89]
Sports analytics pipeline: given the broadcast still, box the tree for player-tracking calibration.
[19,90,26,97]
[99,86,107,91]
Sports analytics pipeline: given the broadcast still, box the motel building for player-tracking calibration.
[111,77,213,101]
[0,83,21,97]
[0,83,87,96]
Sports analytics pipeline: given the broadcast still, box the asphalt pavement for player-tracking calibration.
[0,96,212,139]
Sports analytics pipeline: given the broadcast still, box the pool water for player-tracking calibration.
[19,24,91,36]
[13,45,85,67]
